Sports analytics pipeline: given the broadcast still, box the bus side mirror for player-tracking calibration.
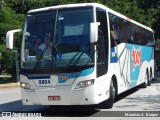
[90,22,100,44]
[6,29,21,50]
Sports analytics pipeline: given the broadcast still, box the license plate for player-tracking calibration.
[48,96,61,101]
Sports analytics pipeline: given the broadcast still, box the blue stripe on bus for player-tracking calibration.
[79,67,94,76]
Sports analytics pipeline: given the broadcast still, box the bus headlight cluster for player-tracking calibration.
[20,82,33,89]
[75,79,94,89]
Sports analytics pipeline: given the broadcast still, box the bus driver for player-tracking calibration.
[35,33,52,57]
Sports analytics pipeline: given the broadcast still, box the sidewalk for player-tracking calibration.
[0,75,20,89]
[0,82,20,89]
[0,74,11,77]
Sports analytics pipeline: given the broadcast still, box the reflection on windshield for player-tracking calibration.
[21,7,94,69]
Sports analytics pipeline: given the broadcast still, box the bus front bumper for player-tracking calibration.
[21,83,109,105]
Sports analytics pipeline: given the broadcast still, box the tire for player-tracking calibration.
[141,72,149,88]
[102,80,115,108]
[148,71,152,86]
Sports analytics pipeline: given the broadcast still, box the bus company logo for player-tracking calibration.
[60,75,69,80]
[132,48,141,71]
[59,75,69,83]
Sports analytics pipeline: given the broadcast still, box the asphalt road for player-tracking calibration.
[0,73,160,119]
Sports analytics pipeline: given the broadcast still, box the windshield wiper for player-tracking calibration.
[85,49,96,65]
[34,42,70,70]
[67,44,95,67]
[67,45,96,67]
[67,52,84,67]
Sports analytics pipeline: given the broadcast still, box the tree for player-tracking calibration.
[0,6,24,42]
[0,1,24,78]
[141,0,160,39]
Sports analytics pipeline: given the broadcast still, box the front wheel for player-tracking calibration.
[102,80,115,108]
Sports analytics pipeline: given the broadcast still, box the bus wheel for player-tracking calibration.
[103,80,115,108]
[141,72,149,88]
[148,71,152,86]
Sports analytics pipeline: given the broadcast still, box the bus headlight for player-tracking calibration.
[75,79,94,89]
[20,82,33,89]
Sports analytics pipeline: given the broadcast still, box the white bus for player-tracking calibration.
[6,3,155,108]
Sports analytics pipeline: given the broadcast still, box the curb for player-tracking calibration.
[0,82,20,89]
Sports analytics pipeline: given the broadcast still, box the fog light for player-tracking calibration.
[75,79,94,89]
[85,98,88,101]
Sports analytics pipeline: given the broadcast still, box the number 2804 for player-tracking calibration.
[39,80,50,84]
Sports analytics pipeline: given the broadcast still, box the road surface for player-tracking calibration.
[0,74,160,119]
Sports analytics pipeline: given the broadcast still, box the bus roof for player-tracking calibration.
[27,3,153,32]
[27,3,96,13]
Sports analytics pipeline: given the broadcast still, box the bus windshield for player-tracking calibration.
[21,7,94,69]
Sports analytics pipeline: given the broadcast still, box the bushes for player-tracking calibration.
[0,4,23,81]
[0,44,18,81]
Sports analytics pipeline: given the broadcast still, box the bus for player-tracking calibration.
[6,3,155,108]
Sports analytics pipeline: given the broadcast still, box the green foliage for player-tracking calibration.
[104,0,147,26]
[5,0,98,14]
[0,1,24,78]
[0,44,16,80]
[0,6,24,43]
[138,0,160,39]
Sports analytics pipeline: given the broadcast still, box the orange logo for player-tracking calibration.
[132,48,141,70]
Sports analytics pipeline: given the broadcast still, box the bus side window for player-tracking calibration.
[119,23,127,42]
[109,13,122,47]
[110,25,118,47]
